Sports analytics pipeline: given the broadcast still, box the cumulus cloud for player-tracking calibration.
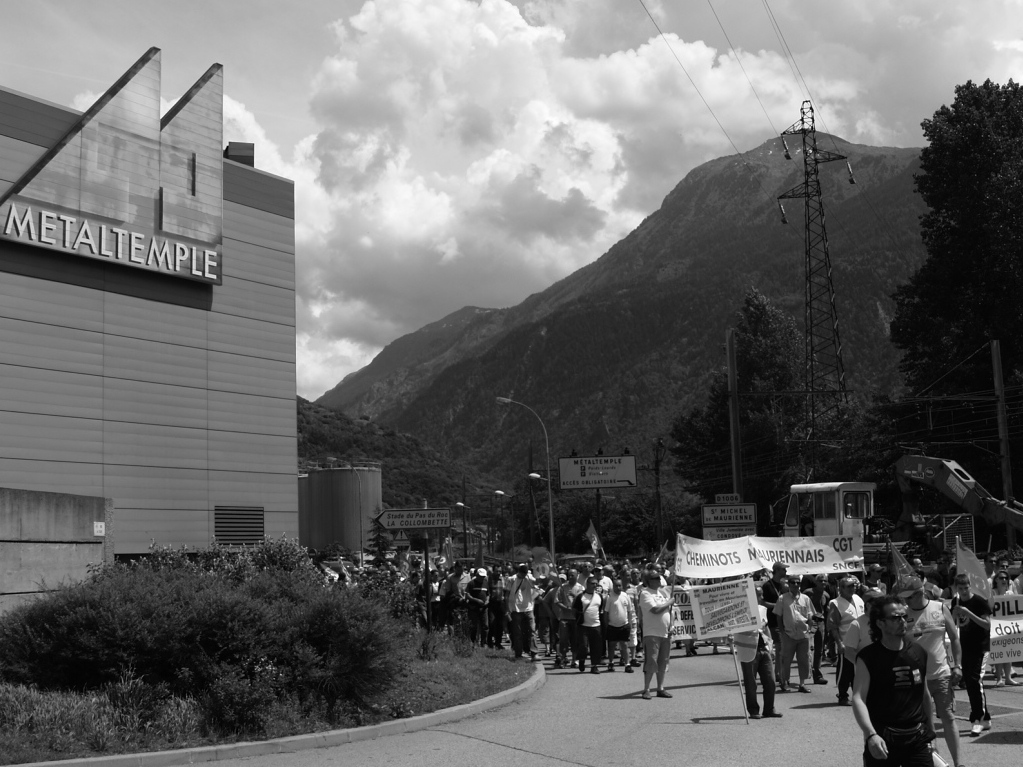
[263,0,1023,398]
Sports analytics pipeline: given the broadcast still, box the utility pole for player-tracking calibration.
[726,329,744,499]
[653,437,666,544]
[778,100,851,477]
[992,340,1017,550]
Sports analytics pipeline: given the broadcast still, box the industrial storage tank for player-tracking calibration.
[298,464,382,559]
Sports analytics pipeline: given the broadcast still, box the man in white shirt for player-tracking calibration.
[827,576,865,705]
[904,576,963,767]
[604,578,636,672]
[639,569,673,699]
[505,562,543,661]
[573,576,605,673]
[774,575,814,693]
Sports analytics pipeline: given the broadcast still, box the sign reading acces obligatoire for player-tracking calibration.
[558,455,637,490]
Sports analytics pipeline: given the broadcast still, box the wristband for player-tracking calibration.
[865,733,879,742]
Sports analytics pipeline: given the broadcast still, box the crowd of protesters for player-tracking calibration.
[327,548,1019,767]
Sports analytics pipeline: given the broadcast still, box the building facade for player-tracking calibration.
[0,48,297,554]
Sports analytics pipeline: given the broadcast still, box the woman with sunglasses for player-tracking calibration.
[991,570,1019,686]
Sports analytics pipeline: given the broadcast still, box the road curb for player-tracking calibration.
[17,663,547,767]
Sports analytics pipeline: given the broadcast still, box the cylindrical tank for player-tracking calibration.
[298,464,382,555]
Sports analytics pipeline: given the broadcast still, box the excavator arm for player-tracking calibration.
[894,455,1023,544]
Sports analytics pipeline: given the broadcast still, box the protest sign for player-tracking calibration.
[670,587,695,640]
[690,578,759,640]
[675,533,864,578]
[989,593,1023,665]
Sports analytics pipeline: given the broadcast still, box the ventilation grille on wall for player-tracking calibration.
[214,506,265,546]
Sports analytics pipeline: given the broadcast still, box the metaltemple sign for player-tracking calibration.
[558,455,637,489]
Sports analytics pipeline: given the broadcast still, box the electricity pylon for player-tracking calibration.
[778,101,852,474]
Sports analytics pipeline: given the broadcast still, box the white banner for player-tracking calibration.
[690,578,759,639]
[989,593,1023,665]
[675,533,863,578]
[670,587,695,640]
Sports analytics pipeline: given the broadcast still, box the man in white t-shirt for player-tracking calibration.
[904,576,963,767]
[639,569,673,700]
[573,576,605,673]
[827,576,864,705]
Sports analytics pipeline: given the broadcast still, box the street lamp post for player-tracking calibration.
[496,397,555,562]
[455,501,470,557]
[494,490,506,552]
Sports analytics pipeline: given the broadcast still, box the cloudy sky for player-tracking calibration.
[2,0,1021,399]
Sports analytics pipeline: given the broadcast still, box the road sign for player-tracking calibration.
[559,455,637,490]
[702,524,757,541]
[376,508,451,530]
[701,503,757,526]
[393,530,411,548]
[715,493,741,504]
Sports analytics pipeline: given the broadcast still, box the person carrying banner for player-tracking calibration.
[761,562,789,684]
[506,562,542,661]
[951,572,992,736]
[639,568,674,699]
[903,576,964,767]
[852,595,936,767]
[573,576,605,673]
[737,585,782,719]
[774,574,815,693]
[828,576,866,705]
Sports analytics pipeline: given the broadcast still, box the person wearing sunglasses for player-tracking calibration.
[852,595,936,767]
[990,570,1018,687]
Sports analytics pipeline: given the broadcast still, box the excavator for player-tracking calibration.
[893,455,1023,552]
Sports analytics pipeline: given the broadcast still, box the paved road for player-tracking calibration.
[216,649,1023,767]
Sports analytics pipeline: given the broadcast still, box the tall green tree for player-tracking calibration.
[891,79,1023,395]
[670,288,804,532]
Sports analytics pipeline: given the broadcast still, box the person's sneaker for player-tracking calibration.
[762,710,783,718]
[993,680,1005,687]
[552,659,563,669]
[969,723,983,737]
[982,721,992,731]
[749,713,762,719]
[837,696,850,706]
[656,689,673,698]
[624,665,634,673]
[606,665,615,672]
[641,690,652,700]
[797,685,811,693]
[590,666,600,674]
[578,663,586,673]
[778,684,789,693]
[814,676,829,685]
[631,659,641,667]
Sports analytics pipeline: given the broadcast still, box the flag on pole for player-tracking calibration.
[889,544,917,593]
[585,520,601,555]
[956,536,991,601]
[397,549,410,578]
[654,539,671,565]
[443,536,455,567]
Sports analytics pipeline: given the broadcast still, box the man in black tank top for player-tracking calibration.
[851,595,935,767]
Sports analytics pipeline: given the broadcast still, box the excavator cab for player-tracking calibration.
[782,482,875,538]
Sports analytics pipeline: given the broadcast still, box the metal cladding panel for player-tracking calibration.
[0,135,47,195]
[103,377,209,430]
[0,461,103,500]
[0,271,105,332]
[207,431,296,474]
[208,313,294,363]
[220,237,295,290]
[0,317,104,376]
[207,351,294,398]
[212,273,295,326]
[265,511,299,536]
[101,334,209,387]
[0,87,79,147]
[101,290,208,348]
[0,411,103,463]
[207,390,295,435]
[101,464,210,509]
[222,203,294,253]
[115,509,211,551]
[211,473,297,513]
[0,365,104,420]
[102,420,209,470]
[222,161,294,220]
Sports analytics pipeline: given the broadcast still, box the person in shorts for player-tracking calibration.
[639,569,673,699]
[903,576,964,767]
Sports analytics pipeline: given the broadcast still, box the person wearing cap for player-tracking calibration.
[861,563,888,597]
[827,576,865,705]
[465,567,491,647]
[761,562,789,684]
[506,562,543,661]
[904,575,964,767]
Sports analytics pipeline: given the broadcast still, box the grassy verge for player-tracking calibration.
[0,640,532,765]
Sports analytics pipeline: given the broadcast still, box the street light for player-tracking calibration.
[455,501,470,557]
[494,490,506,553]
[496,397,555,561]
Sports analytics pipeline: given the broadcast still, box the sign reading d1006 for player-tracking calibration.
[376,508,451,529]
[559,455,637,490]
